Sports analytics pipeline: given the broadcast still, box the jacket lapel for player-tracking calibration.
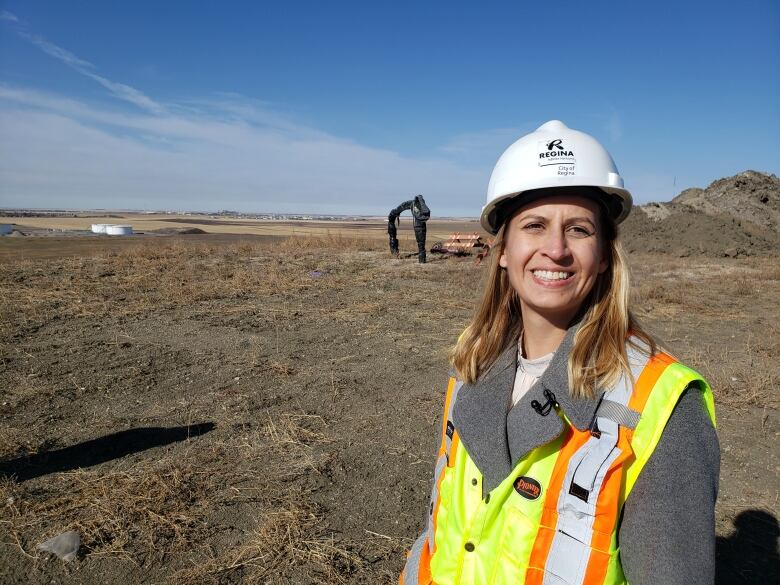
[452,343,516,495]
[455,324,604,495]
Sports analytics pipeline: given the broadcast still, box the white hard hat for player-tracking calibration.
[480,120,632,235]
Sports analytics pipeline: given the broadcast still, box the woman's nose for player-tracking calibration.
[540,229,570,260]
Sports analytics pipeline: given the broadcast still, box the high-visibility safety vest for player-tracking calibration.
[401,349,716,585]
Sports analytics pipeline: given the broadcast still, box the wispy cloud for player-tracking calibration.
[0,10,19,22]
[7,20,165,114]
[19,32,94,69]
[79,71,166,114]
[0,85,485,215]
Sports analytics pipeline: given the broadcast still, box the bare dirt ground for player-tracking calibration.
[1,232,778,584]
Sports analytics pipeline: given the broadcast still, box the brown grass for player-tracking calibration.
[628,255,780,409]
[1,461,216,561]
[0,409,354,580]
[169,498,362,585]
[276,234,385,253]
[0,235,465,342]
[683,335,779,409]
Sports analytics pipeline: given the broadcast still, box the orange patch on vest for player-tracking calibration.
[514,476,542,500]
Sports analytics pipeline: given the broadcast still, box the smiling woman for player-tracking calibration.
[498,196,607,336]
[400,121,720,585]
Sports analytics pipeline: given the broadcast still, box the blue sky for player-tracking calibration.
[1,1,778,216]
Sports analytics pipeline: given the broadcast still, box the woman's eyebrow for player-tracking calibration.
[567,216,597,227]
[517,214,596,227]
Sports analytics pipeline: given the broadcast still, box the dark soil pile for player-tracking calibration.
[620,170,780,258]
[672,170,780,231]
[621,204,779,258]
[149,227,208,235]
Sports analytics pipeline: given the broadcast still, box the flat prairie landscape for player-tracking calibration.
[0,219,778,583]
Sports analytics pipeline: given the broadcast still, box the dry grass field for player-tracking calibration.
[1,230,778,584]
[0,212,482,240]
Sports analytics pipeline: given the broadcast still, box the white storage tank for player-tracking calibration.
[91,223,110,234]
[0,224,12,235]
[106,225,133,236]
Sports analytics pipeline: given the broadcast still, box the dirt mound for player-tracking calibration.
[622,203,779,258]
[149,227,208,235]
[672,170,780,231]
[620,171,780,258]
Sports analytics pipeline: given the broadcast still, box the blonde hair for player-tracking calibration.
[450,212,656,399]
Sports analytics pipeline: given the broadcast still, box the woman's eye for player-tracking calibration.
[522,222,544,231]
[567,225,593,236]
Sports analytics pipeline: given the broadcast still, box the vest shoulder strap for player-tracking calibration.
[440,376,463,462]
[625,354,715,494]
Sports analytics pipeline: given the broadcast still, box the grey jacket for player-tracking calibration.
[451,326,720,585]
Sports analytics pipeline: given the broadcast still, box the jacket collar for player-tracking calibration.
[532,322,603,431]
[452,322,603,495]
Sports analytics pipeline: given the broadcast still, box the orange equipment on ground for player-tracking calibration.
[430,232,493,264]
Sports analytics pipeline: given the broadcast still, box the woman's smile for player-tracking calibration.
[530,269,574,284]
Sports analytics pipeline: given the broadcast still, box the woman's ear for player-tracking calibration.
[499,252,508,268]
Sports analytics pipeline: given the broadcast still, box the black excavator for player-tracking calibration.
[387,195,430,263]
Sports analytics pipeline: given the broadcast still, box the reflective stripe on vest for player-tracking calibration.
[401,376,463,585]
[406,347,715,585]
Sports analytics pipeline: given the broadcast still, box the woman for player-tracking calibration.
[401,121,719,585]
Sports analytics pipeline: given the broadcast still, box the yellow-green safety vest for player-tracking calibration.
[401,349,715,585]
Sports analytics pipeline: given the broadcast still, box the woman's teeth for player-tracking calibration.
[532,270,572,281]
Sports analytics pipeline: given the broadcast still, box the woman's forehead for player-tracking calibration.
[512,194,602,220]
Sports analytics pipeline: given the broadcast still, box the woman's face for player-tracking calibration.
[499,194,608,327]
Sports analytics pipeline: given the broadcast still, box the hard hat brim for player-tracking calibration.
[480,186,632,235]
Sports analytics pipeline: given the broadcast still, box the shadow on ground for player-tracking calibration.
[716,509,779,584]
[0,423,215,482]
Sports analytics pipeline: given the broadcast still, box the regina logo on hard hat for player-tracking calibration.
[537,138,575,169]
